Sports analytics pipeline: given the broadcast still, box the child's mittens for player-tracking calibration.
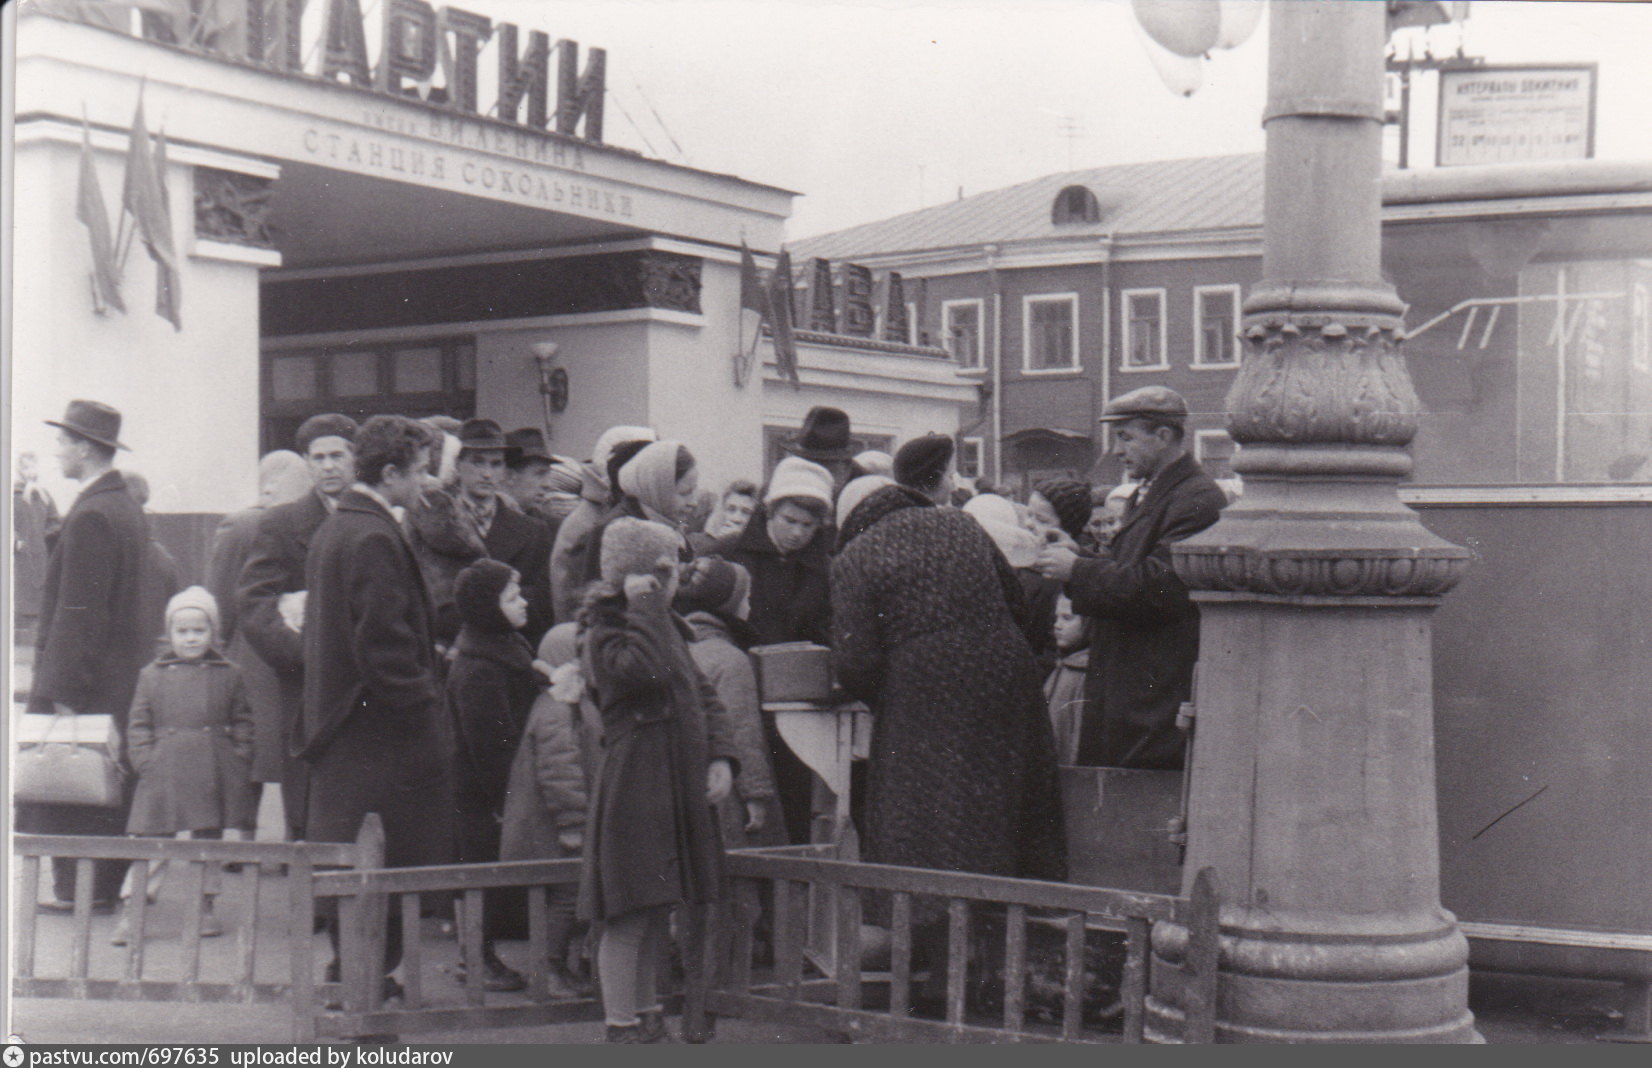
[623,556,679,616]
[556,827,584,854]
[548,662,586,704]
[277,590,307,633]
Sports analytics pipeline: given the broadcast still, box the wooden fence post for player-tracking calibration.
[1183,867,1220,1044]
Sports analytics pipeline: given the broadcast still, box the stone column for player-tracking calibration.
[1145,2,1478,1043]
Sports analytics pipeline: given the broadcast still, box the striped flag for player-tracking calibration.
[768,249,801,389]
[76,116,126,314]
[122,94,181,330]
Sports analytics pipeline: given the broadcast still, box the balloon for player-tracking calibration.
[1132,0,1222,59]
[1134,19,1205,97]
[1215,0,1265,50]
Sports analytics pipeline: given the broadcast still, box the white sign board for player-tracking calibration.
[1437,65,1596,167]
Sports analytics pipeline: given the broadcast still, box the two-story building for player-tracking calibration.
[790,152,1652,496]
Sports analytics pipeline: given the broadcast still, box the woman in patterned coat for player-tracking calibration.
[830,436,1067,903]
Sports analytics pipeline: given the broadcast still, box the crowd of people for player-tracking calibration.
[15,386,1231,1041]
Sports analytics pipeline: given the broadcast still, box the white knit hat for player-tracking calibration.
[165,585,221,635]
[764,456,834,509]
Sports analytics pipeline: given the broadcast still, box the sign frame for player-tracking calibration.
[1435,62,1598,168]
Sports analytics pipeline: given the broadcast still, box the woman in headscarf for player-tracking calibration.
[831,435,1066,950]
[582,440,699,590]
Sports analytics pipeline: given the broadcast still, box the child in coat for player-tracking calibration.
[112,586,257,945]
[673,556,780,849]
[1045,594,1091,766]
[446,558,536,993]
[500,620,601,999]
[579,517,740,1043]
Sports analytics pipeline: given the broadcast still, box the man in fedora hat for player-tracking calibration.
[501,427,561,538]
[782,406,858,492]
[452,419,552,644]
[237,412,359,841]
[1035,386,1227,769]
[18,400,151,910]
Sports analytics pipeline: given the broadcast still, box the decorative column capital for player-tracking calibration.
[1227,283,1418,448]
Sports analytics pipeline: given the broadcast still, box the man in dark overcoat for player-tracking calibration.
[1037,387,1228,769]
[18,400,150,909]
[451,419,553,646]
[298,414,454,984]
[236,414,358,840]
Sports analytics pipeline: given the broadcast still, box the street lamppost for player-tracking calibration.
[1148,1,1477,1043]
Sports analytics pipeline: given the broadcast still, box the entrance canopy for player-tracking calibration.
[16,11,794,270]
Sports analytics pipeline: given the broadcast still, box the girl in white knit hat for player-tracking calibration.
[111,585,257,946]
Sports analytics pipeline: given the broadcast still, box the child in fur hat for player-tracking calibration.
[579,517,740,1042]
[113,586,257,945]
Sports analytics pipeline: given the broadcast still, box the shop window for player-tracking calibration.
[1122,289,1167,371]
[958,438,984,480]
[270,355,318,402]
[1193,285,1242,368]
[394,347,444,394]
[330,351,381,396]
[943,299,984,370]
[1024,294,1079,373]
[261,337,476,455]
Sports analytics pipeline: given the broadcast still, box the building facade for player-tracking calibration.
[12,4,976,576]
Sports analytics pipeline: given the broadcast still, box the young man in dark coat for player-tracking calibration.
[1036,387,1228,770]
[18,400,151,910]
[236,414,358,840]
[299,415,454,992]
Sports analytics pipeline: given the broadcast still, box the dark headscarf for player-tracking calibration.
[893,434,955,492]
[1034,478,1092,541]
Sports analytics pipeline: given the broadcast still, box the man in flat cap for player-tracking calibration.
[1036,386,1227,769]
[19,400,150,910]
[236,413,359,840]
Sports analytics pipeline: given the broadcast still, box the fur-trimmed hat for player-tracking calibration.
[295,413,358,454]
[599,517,683,585]
[454,558,519,633]
[165,585,220,635]
[1034,479,1092,541]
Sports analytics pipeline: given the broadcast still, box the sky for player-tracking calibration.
[466,0,1652,240]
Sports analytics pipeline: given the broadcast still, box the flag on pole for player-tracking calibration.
[76,116,126,314]
[768,249,801,389]
[122,93,181,330]
[739,240,770,329]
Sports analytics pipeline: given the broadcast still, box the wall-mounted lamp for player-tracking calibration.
[532,342,569,439]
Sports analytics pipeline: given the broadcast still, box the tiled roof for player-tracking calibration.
[790,153,1265,261]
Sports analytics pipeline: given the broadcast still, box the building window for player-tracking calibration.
[942,299,985,370]
[1195,429,1239,480]
[260,337,477,455]
[1023,293,1080,373]
[1193,285,1242,368]
[1122,289,1167,371]
[958,437,983,480]
[1052,185,1102,225]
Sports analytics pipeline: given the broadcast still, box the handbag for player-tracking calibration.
[13,712,126,808]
